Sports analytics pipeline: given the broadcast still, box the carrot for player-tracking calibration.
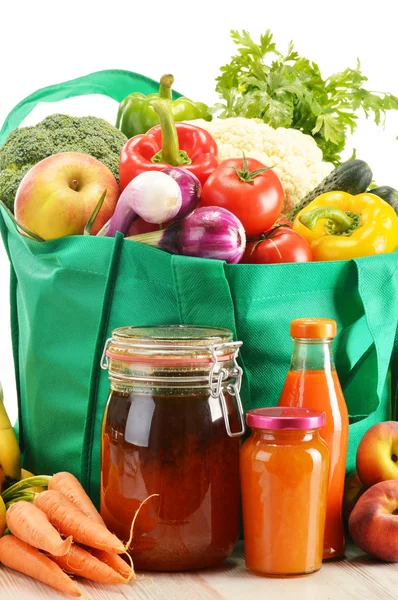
[6,501,72,556]
[51,544,127,584]
[90,549,134,581]
[49,472,105,526]
[34,490,124,553]
[89,495,159,582]
[0,535,82,597]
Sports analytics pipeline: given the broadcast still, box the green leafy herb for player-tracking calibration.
[215,30,398,164]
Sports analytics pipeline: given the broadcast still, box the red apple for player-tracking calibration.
[343,471,365,520]
[356,421,398,488]
[15,152,119,240]
[349,480,398,561]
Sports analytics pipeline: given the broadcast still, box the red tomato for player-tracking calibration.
[243,227,313,264]
[201,157,284,237]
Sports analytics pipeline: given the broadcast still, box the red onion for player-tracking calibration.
[127,206,246,263]
[161,167,201,219]
[105,171,181,237]
[104,168,200,237]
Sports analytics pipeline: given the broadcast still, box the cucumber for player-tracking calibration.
[369,186,398,216]
[288,160,373,221]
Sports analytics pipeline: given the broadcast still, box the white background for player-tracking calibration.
[0,0,397,424]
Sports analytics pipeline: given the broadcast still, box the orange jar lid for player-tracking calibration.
[290,318,337,339]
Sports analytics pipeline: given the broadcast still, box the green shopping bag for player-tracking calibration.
[0,70,397,507]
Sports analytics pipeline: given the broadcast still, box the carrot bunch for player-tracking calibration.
[0,471,138,597]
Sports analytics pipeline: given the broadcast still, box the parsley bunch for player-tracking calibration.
[215,30,398,164]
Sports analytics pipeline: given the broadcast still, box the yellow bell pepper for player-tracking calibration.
[293,191,398,261]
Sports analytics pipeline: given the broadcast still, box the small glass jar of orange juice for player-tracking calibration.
[240,407,329,577]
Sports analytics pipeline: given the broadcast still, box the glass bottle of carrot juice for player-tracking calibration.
[278,318,348,560]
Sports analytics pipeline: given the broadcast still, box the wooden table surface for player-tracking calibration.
[0,542,396,600]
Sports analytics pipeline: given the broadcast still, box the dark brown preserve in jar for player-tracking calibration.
[100,325,245,571]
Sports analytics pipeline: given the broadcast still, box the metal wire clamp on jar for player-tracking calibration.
[100,325,245,571]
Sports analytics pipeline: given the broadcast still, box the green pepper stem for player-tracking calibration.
[299,206,357,234]
[152,100,191,167]
[158,74,174,101]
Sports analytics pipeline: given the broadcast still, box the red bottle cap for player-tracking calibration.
[246,407,326,430]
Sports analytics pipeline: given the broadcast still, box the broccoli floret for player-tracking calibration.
[0,165,32,211]
[0,114,127,211]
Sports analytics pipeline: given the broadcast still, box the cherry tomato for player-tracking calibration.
[243,226,313,264]
[201,157,284,237]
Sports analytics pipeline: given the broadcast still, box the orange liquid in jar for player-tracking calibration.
[279,369,348,560]
[240,415,329,576]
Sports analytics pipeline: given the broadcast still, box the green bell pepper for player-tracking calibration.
[116,74,212,139]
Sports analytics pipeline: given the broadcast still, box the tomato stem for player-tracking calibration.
[221,152,271,183]
[247,224,291,243]
[248,239,263,255]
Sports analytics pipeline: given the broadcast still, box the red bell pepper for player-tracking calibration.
[119,99,219,191]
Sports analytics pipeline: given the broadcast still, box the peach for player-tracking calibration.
[343,471,365,520]
[356,421,398,487]
[15,152,119,240]
[349,480,398,562]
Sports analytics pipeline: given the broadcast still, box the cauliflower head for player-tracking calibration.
[189,117,334,214]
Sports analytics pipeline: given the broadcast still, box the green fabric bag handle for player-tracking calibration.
[0,69,182,146]
[353,256,398,408]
